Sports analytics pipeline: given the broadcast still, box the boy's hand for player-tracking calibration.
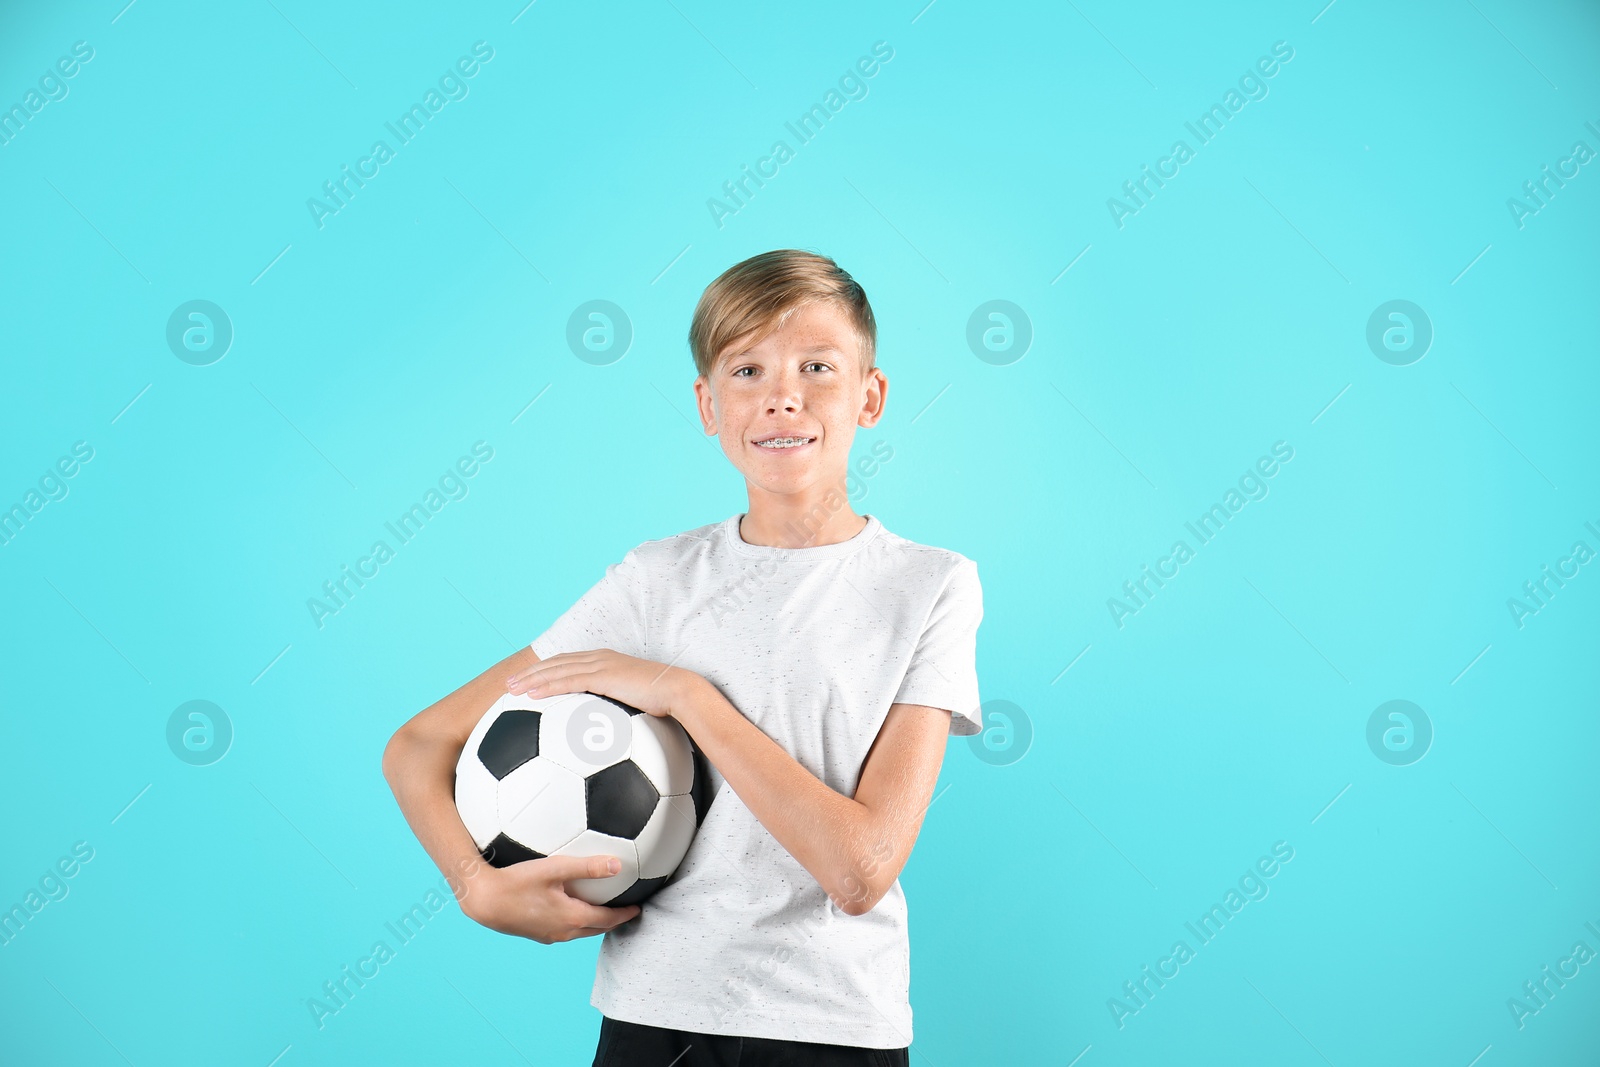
[505,649,699,720]
[461,854,642,944]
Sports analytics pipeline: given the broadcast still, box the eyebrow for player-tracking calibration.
[727,344,840,361]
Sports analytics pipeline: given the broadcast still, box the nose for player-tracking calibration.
[765,366,802,414]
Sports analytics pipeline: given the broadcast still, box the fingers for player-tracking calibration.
[567,900,641,928]
[507,659,596,695]
[506,655,567,691]
[536,857,641,935]
[506,853,641,942]
[551,900,639,942]
[570,921,631,940]
[507,651,604,680]
[561,913,640,940]
[505,666,544,693]
[536,852,625,883]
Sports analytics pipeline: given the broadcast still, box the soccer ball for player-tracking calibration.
[454,690,712,907]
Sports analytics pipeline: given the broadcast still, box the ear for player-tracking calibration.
[693,375,718,435]
[857,367,888,429]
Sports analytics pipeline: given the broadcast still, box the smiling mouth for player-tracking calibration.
[752,435,815,451]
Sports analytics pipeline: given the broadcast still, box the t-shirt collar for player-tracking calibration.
[722,512,883,560]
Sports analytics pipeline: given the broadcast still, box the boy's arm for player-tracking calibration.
[674,677,951,916]
[383,647,643,942]
[383,646,540,901]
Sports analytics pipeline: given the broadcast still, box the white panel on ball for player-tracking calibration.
[456,702,509,849]
[634,794,698,880]
[559,829,640,906]
[498,758,589,855]
[538,693,634,778]
[628,714,696,795]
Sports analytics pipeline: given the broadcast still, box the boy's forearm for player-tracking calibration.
[382,730,489,910]
[670,675,878,915]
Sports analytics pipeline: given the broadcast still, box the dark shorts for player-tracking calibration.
[591,1014,911,1067]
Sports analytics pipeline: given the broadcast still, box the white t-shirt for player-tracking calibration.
[528,511,983,1048]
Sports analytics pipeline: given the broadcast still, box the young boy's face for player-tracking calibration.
[693,300,887,500]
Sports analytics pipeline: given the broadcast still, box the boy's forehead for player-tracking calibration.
[723,305,860,362]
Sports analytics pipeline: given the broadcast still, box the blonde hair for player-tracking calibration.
[688,249,876,380]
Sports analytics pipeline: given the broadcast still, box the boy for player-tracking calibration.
[383,249,983,1066]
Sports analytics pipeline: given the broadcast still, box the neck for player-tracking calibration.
[740,482,866,549]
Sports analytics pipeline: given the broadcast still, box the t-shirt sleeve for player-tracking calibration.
[529,548,648,661]
[892,557,984,736]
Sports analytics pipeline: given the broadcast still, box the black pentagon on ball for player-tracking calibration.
[586,761,660,840]
[479,710,541,780]
[606,874,669,908]
[481,832,545,868]
[687,738,713,828]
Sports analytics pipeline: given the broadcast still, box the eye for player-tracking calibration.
[730,361,831,378]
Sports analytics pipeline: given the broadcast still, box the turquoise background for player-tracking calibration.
[3,0,1597,1063]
